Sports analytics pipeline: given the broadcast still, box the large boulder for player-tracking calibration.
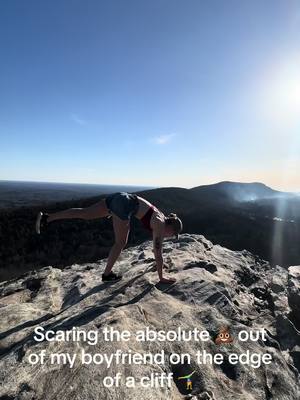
[0,234,299,399]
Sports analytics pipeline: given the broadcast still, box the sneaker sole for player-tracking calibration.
[35,211,43,234]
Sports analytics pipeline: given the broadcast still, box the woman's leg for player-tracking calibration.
[103,215,130,276]
[47,199,109,223]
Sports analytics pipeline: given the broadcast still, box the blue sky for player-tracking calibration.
[1,0,300,190]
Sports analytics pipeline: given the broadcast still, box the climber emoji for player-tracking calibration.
[177,370,196,391]
[215,326,234,345]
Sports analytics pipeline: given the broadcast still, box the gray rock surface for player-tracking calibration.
[0,234,299,399]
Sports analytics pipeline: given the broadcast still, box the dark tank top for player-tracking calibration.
[140,206,155,231]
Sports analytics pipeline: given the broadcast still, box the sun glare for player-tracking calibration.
[255,55,300,128]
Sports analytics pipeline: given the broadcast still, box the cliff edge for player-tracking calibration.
[1,234,300,399]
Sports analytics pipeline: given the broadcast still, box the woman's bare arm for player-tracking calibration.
[152,221,176,283]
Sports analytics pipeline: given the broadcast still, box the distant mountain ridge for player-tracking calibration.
[190,181,291,203]
[0,180,297,210]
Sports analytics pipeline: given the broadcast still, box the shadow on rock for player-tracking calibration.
[183,261,217,274]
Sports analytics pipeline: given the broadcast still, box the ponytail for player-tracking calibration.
[165,213,183,237]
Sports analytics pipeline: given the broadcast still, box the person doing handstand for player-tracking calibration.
[35,192,183,283]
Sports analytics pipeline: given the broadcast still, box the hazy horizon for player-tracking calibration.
[1,178,299,193]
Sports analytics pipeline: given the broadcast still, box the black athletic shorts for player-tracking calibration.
[105,192,139,220]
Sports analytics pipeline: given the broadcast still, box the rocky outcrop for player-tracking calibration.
[0,234,299,399]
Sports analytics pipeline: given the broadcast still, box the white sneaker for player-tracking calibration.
[35,212,49,234]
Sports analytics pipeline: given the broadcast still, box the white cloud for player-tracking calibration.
[151,133,176,145]
[70,113,87,126]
